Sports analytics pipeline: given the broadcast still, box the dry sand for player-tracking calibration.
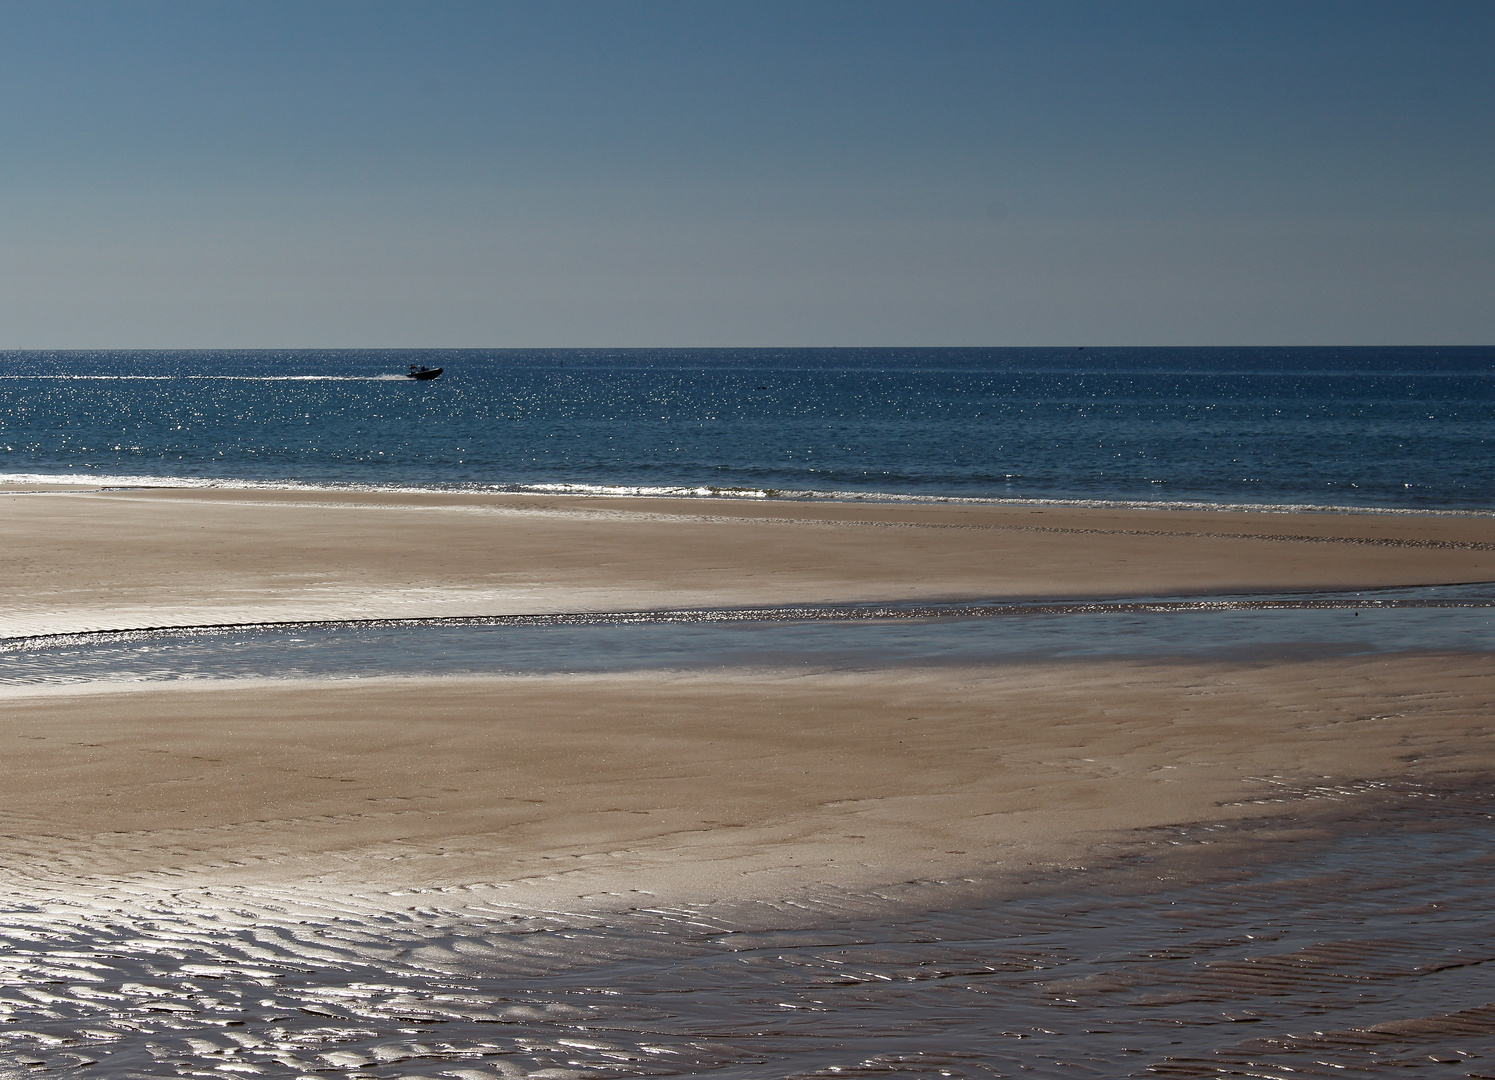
[3,484,1494,636]
[2,484,1494,909]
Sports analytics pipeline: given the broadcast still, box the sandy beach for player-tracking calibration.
[3,484,1494,636]
[2,484,1493,909]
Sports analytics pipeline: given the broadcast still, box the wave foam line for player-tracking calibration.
[2,471,1492,518]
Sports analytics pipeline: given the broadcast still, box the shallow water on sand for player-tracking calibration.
[2,585,1494,685]
[1,790,1492,1078]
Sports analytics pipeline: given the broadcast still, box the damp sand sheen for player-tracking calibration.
[2,484,1495,1076]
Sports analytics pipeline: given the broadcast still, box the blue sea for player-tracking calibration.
[3,346,1494,509]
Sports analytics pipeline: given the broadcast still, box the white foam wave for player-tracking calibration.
[1,471,1490,516]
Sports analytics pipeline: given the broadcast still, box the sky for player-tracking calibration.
[0,0,1489,347]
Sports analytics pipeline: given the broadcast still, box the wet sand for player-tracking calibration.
[5,486,1495,1072]
[1,655,1491,908]
[5,792,1494,1076]
[3,484,1494,636]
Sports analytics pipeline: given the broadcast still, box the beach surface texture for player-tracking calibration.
[4,484,1493,910]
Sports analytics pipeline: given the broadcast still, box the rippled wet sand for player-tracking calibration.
[2,789,1492,1078]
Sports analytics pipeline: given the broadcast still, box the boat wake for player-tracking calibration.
[0,374,410,382]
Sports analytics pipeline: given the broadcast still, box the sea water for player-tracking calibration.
[3,585,1495,685]
[2,346,1494,509]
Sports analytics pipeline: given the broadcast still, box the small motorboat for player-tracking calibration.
[405,365,443,380]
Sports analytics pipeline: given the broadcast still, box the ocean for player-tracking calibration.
[5,348,1495,1077]
[3,346,1494,509]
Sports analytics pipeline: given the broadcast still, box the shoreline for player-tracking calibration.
[5,357,1494,1069]
[7,470,1495,518]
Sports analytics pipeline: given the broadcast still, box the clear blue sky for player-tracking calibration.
[0,0,1489,347]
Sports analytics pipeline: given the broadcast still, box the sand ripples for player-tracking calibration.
[2,795,1493,1078]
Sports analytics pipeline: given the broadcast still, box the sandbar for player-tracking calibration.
[3,484,1493,636]
[0,655,1491,910]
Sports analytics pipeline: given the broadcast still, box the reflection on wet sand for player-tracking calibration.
[1,789,1492,1077]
